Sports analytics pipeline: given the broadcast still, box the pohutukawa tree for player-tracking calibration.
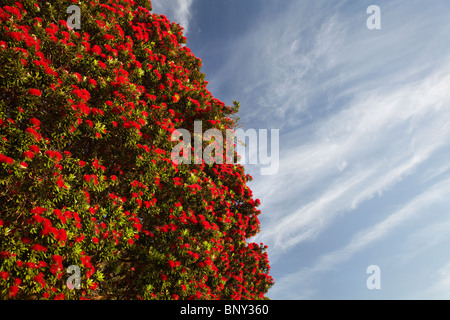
[0,0,273,299]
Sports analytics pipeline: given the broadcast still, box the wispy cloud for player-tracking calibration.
[225,1,450,256]
[151,0,194,34]
[269,178,450,299]
[420,260,450,299]
[209,2,349,129]
[214,1,450,127]
[253,59,450,254]
[394,217,450,267]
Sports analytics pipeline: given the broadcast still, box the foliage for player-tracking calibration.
[0,0,273,300]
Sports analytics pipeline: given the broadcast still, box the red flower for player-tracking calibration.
[29,145,40,153]
[9,285,19,297]
[54,151,62,162]
[73,88,90,102]
[153,69,161,80]
[23,150,35,159]
[168,260,177,268]
[45,67,57,77]
[161,274,168,281]
[54,293,65,300]
[103,33,115,41]
[4,5,22,20]
[28,89,42,96]
[33,272,46,288]
[45,27,56,36]
[98,61,107,69]
[92,158,101,170]
[0,153,14,164]
[92,237,99,244]
[29,118,40,127]
[57,229,67,243]
[25,127,42,142]
[0,271,9,280]
[91,45,101,55]
[153,148,166,155]
[7,31,23,42]
[31,244,47,252]
[52,255,63,264]
[32,214,44,223]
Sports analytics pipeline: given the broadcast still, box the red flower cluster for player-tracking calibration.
[45,150,62,162]
[31,244,47,252]
[25,127,42,142]
[50,255,64,279]
[0,153,14,164]
[28,88,42,96]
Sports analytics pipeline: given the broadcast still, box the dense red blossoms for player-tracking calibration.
[0,0,273,300]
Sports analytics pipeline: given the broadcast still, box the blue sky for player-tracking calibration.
[151,0,450,299]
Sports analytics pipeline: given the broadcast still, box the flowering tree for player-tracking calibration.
[0,0,273,299]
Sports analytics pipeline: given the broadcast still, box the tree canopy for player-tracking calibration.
[0,0,273,299]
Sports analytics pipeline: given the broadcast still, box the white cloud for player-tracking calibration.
[216,6,349,128]
[253,60,450,254]
[151,0,194,34]
[269,178,450,299]
[210,1,450,128]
